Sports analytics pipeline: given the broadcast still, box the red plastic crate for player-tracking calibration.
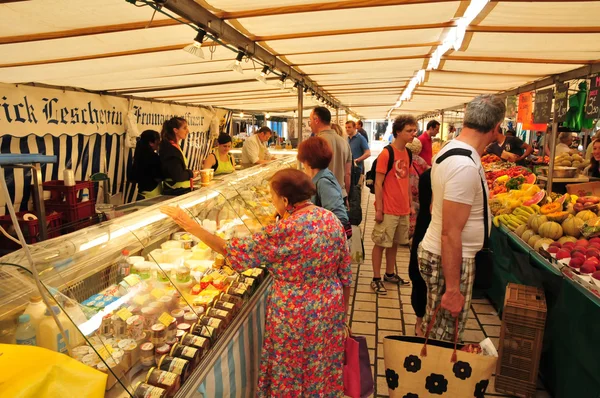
[0,211,63,244]
[43,180,95,206]
[45,200,96,224]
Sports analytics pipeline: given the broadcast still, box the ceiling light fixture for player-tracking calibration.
[183,30,206,58]
[387,0,489,117]
[265,113,271,119]
[228,51,245,74]
[291,82,300,93]
[256,65,271,84]
[303,86,310,94]
[240,112,245,118]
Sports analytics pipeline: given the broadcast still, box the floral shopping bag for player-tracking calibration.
[383,308,496,397]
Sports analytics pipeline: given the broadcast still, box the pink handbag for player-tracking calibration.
[344,328,374,398]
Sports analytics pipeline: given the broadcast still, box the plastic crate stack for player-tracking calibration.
[496,283,547,398]
[0,211,63,253]
[43,180,96,233]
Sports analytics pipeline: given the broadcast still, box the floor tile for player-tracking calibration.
[378,298,400,309]
[352,322,376,335]
[484,325,502,338]
[377,359,386,375]
[472,303,497,315]
[356,292,376,302]
[463,329,485,343]
[478,314,502,326]
[378,308,401,319]
[354,310,376,322]
[402,305,415,314]
[355,301,376,312]
[376,377,389,397]
[378,318,403,331]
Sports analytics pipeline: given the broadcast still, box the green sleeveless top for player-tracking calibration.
[211,150,235,175]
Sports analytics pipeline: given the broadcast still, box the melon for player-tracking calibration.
[540,202,562,215]
[546,211,570,223]
[523,191,545,207]
[521,229,536,243]
[538,221,563,240]
[562,216,585,238]
[515,224,528,238]
[576,210,596,222]
[529,215,548,233]
[525,174,536,184]
[528,234,542,248]
[534,238,554,252]
[558,236,578,244]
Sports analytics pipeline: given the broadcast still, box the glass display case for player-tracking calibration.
[0,156,297,397]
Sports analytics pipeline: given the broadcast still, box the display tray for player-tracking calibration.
[0,156,296,397]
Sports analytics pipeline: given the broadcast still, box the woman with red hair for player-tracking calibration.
[162,168,351,397]
[297,136,350,236]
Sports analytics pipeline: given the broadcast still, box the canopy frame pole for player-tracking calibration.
[297,84,304,146]
[547,82,559,195]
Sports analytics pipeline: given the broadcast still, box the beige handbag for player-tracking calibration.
[383,307,497,397]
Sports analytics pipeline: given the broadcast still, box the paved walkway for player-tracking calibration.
[347,187,551,397]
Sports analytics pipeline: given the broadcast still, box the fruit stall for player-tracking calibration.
[483,157,600,397]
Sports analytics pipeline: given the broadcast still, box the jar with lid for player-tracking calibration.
[170,309,185,325]
[155,344,171,363]
[159,295,175,311]
[133,382,167,398]
[183,312,198,325]
[190,322,217,342]
[111,314,127,339]
[140,342,155,367]
[157,355,191,382]
[145,367,181,397]
[151,324,167,346]
[166,319,177,340]
[180,333,210,357]
[141,307,159,330]
[219,293,242,307]
[214,300,237,315]
[206,308,232,327]
[170,343,200,368]
[198,315,223,334]
[176,323,191,334]
[132,262,152,280]
[126,315,144,340]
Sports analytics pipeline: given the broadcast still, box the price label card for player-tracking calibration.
[158,312,175,327]
[97,345,114,360]
[151,289,165,300]
[116,308,133,321]
[123,274,140,287]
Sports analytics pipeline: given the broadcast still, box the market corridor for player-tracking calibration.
[347,187,551,398]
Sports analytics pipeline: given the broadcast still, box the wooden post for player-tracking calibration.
[297,85,304,146]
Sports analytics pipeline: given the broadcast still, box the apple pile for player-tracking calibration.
[549,237,600,274]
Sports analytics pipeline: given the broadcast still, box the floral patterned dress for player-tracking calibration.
[409,155,430,237]
[226,206,352,397]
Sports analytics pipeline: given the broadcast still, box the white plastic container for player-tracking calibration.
[163,248,185,265]
[23,296,47,330]
[128,256,145,265]
[161,240,183,250]
[149,249,164,263]
[15,314,37,346]
[37,306,71,354]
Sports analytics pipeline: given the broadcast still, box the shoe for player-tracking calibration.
[384,273,411,286]
[370,279,387,295]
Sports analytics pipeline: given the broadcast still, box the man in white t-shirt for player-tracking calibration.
[418,94,506,341]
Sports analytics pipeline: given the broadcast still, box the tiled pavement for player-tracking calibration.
[347,187,551,397]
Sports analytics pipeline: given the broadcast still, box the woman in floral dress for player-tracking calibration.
[162,168,352,397]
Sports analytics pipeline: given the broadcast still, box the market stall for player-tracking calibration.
[483,154,600,397]
[0,156,297,397]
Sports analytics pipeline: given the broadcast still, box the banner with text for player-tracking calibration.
[0,83,222,138]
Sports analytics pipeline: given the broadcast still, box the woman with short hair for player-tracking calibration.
[162,168,351,397]
[297,137,351,237]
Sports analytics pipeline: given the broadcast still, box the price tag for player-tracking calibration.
[123,274,140,287]
[151,289,165,300]
[116,308,133,321]
[158,312,175,327]
[97,345,114,360]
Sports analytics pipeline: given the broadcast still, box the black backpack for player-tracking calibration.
[365,145,412,194]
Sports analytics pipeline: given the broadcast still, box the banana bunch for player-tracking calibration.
[493,205,537,230]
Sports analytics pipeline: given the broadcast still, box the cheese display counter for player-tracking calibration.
[0,157,297,397]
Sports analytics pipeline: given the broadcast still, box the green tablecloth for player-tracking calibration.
[487,226,600,398]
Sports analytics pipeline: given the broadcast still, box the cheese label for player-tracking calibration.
[116,308,133,321]
[158,312,175,327]
[151,289,165,300]
[123,274,140,286]
[97,345,113,360]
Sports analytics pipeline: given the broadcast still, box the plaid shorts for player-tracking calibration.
[417,244,476,342]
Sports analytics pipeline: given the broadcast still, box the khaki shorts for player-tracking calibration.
[371,214,410,248]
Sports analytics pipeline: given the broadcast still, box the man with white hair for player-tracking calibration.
[418,94,505,341]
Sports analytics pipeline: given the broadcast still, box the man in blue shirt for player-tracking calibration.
[346,120,371,174]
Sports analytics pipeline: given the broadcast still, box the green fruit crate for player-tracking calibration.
[495,283,547,398]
